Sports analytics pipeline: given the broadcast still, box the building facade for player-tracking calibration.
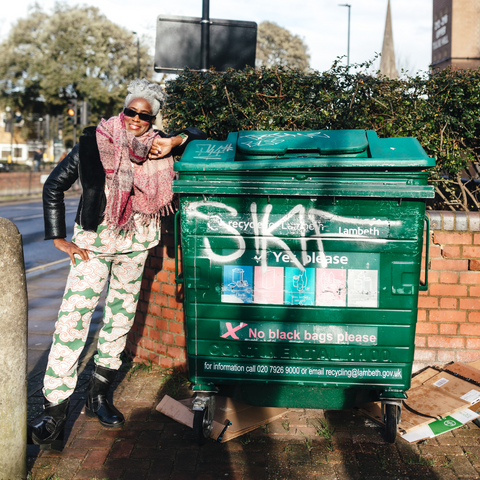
[0,110,58,165]
[432,0,480,70]
[0,111,30,163]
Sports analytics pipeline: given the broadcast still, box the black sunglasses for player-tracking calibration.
[123,107,155,123]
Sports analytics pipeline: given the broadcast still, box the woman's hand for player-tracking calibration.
[148,136,183,159]
[53,238,90,265]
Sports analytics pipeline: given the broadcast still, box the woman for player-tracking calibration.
[29,79,206,451]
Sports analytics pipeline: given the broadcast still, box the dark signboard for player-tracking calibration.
[155,15,257,73]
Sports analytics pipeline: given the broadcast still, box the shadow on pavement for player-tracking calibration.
[27,361,480,479]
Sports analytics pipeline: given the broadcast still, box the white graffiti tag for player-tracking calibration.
[193,143,235,160]
[187,201,325,271]
[255,203,325,272]
[238,131,330,148]
[186,201,400,272]
[187,201,246,263]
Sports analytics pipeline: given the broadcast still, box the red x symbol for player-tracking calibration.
[221,322,248,339]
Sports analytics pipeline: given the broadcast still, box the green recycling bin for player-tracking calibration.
[173,130,435,444]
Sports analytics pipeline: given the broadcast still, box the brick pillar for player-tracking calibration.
[125,213,187,370]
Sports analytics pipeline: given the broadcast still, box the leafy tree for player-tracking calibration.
[256,21,310,71]
[0,3,153,146]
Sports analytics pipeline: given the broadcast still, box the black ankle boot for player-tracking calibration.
[85,365,124,428]
[28,397,70,451]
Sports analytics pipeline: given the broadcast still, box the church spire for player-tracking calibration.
[380,0,399,78]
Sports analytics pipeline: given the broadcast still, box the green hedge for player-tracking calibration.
[165,62,480,211]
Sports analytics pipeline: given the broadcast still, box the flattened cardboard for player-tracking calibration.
[155,395,229,440]
[441,362,480,414]
[156,395,195,428]
[445,362,480,384]
[409,367,439,389]
[156,395,288,442]
[401,370,476,427]
[358,363,480,443]
[468,359,480,371]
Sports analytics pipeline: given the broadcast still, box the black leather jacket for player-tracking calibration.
[43,126,207,240]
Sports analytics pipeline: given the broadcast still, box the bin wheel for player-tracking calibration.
[384,403,398,443]
[193,407,213,445]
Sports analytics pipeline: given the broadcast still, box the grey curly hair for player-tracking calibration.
[124,79,167,117]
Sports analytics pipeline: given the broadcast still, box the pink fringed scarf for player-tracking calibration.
[96,113,176,233]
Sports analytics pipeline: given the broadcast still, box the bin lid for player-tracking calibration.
[236,130,368,157]
[175,130,435,172]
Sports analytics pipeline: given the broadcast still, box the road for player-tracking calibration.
[0,195,80,271]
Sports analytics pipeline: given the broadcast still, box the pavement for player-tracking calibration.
[26,265,480,480]
[27,262,104,377]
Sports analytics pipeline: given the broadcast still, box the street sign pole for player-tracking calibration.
[201,0,210,71]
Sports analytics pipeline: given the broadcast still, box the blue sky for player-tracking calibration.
[0,0,433,74]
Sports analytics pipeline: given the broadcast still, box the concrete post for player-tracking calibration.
[0,218,27,480]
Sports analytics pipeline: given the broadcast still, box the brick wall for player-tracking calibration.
[0,170,53,197]
[126,214,187,370]
[415,210,480,370]
[127,210,480,373]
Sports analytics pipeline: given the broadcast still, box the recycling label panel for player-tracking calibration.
[221,251,379,308]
